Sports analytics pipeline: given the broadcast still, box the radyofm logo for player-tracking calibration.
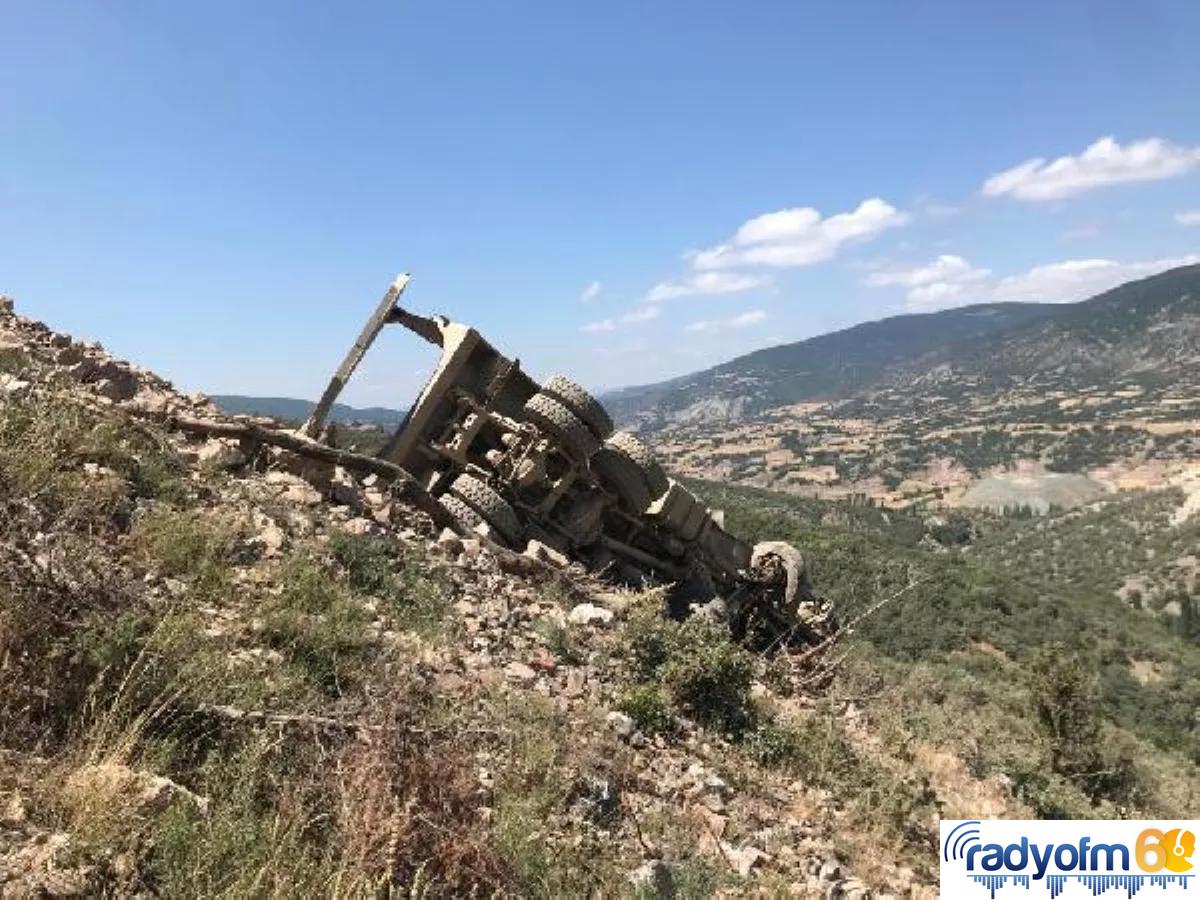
[940,820,1198,898]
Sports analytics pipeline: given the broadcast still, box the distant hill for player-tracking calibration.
[211,395,406,427]
[602,301,1061,430]
[605,264,1200,431]
[891,263,1200,391]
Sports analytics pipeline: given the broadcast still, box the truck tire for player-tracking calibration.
[606,431,669,498]
[448,473,521,543]
[439,493,484,534]
[592,447,653,513]
[524,392,601,461]
[541,375,614,440]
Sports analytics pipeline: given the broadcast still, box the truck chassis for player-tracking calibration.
[303,276,832,646]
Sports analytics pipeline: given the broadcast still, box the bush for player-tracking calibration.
[133,508,237,598]
[1029,648,1142,806]
[330,531,393,595]
[264,555,371,697]
[625,606,754,733]
[617,684,674,736]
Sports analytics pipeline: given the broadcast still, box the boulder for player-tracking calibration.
[628,860,675,898]
[568,603,614,627]
[196,438,247,470]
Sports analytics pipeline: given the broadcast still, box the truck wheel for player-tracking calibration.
[541,375,613,440]
[606,431,669,498]
[448,473,522,543]
[524,393,601,461]
[592,447,653,513]
[439,493,484,534]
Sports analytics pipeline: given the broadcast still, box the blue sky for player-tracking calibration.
[4,1,1200,406]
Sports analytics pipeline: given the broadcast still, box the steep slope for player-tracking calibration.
[608,264,1200,432]
[0,296,925,897]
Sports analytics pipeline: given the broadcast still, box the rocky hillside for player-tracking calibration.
[608,264,1200,433]
[0,295,928,897]
[2,294,1197,898]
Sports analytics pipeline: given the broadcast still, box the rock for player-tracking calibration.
[0,373,31,394]
[839,877,871,899]
[252,513,286,557]
[69,359,140,401]
[341,516,377,536]
[55,343,84,365]
[524,539,570,568]
[725,844,768,878]
[606,711,636,738]
[129,388,174,415]
[628,859,675,898]
[196,438,246,470]
[504,661,538,685]
[271,450,334,492]
[330,466,364,508]
[819,857,843,884]
[529,648,557,674]
[436,528,464,555]
[265,470,323,506]
[564,668,587,696]
[567,603,614,627]
[0,294,13,314]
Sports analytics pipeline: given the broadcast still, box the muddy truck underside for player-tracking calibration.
[302,275,833,645]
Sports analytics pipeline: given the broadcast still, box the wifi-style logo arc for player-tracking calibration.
[940,819,1198,898]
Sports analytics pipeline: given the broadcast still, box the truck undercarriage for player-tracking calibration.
[303,276,834,647]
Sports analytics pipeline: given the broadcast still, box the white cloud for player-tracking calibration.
[865,254,991,306]
[982,136,1200,202]
[580,304,662,335]
[688,198,909,270]
[1176,210,1200,227]
[729,309,768,327]
[621,305,661,324]
[579,280,601,303]
[644,271,769,303]
[685,309,769,335]
[991,255,1200,303]
[866,252,1200,310]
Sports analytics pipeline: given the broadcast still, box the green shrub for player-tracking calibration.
[265,555,371,697]
[625,606,754,733]
[1030,648,1142,806]
[537,619,585,666]
[330,531,393,595]
[133,508,236,598]
[616,684,674,736]
[388,546,453,637]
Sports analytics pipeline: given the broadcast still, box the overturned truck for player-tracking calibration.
[303,275,833,646]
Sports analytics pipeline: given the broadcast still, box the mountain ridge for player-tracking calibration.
[604,264,1200,432]
[211,394,407,427]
